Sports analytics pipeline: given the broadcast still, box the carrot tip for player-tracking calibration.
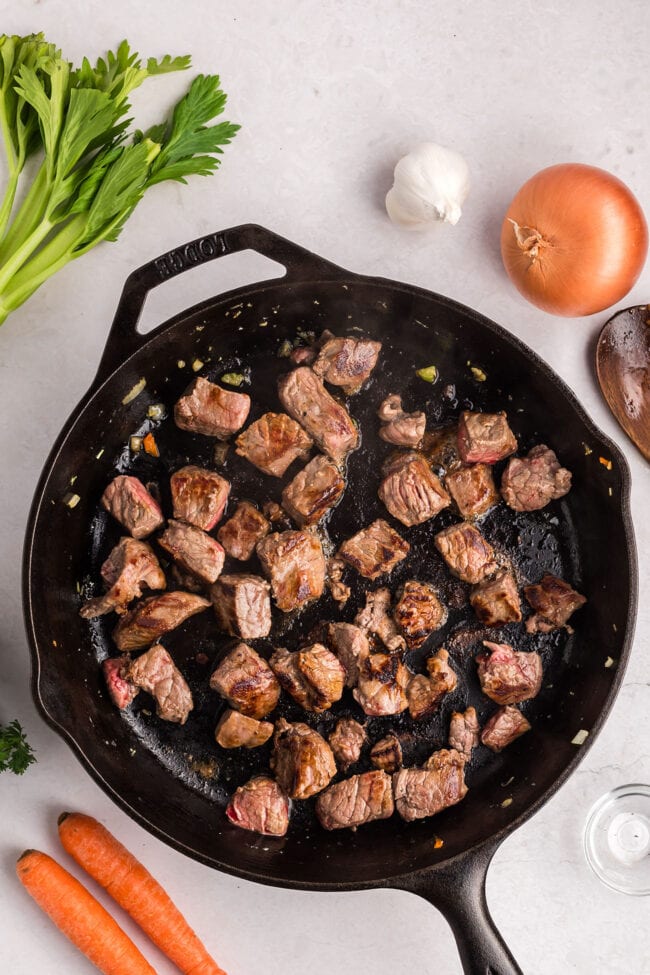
[17,849,37,862]
[57,811,71,825]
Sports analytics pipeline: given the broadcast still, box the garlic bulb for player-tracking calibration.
[386,142,470,229]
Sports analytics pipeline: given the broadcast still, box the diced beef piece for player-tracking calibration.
[102,656,138,709]
[271,719,337,799]
[325,622,369,686]
[174,376,250,439]
[217,502,270,561]
[501,445,572,512]
[393,580,446,649]
[312,334,382,394]
[256,530,326,612]
[394,750,468,822]
[278,367,359,463]
[448,707,480,759]
[421,425,461,472]
[215,709,274,749]
[477,641,543,705]
[225,776,289,836]
[269,645,346,713]
[434,522,498,584]
[290,345,317,366]
[210,643,280,719]
[327,557,351,605]
[126,644,193,724]
[170,465,230,531]
[445,464,499,519]
[524,574,587,633]
[282,455,345,527]
[378,394,426,447]
[338,519,410,580]
[316,770,394,830]
[169,565,205,593]
[158,521,225,585]
[370,734,402,773]
[80,538,166,618]
[101,476,164,539]
[355,588,405,653]
[457,411,517,464]
[379,452,450,527]
[407,649,458,720]
[470,569,522,626]
[235,412,313,477]
[328,719,367,771]
[211,574,272,639]
[353,652,409,716]
[481,705,532,752]
[113,591,210,651]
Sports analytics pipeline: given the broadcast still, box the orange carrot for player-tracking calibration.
[16,849,157,975]
[58,812,227,975]
[143,433,160,458]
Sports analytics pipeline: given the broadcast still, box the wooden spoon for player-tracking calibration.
[596,304,650,460]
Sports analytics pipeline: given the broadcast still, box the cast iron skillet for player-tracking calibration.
[24,225,636,975]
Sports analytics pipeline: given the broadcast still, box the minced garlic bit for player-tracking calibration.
[599,456,613,470]
[130,436,143,453]
[571,729,589,746]
[95,448,104,460]
[608,487,613,497]
[147,403,165,420]
[70,475,77,485]
[470,365,487,382]
[278,340,292,358]
[63,492,81,508]
[122,377,146,405]
[416,364,438,383]
[604,656,616,668]
[177,359,186,368]
[192,358,204,372]
[501,797,513,808]
[259,319,268,327]
[221,372,245,386]
[584,444,593,456]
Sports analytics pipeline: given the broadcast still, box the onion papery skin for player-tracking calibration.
[500,163,648,317]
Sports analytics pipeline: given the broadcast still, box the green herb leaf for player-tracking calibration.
[0,719,36,775]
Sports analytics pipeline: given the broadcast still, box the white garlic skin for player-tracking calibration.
[386,142,470,229]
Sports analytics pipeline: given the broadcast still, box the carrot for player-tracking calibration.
[16,849,157,975]
[58,812,227,975]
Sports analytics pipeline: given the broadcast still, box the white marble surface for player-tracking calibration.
[1,1,649,973]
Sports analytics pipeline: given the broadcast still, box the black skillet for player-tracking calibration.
[23,225,636,975]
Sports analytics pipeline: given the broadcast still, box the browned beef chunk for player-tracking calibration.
[102,656,138,709]
[316,770,394,830]
[501,445,572,512]
[225,776,289,836]
[235,412,313,477]
[327,557,351,605]
[271,718,337,799]
[393,580,446,649]
[269,645,346,713]
[174,377,250,439]
[524,574,587,633]
[353,652,409,716]
[80,538,166,618]
[457,411,517,464]
[378,394,426,447]
[158,520,225,585]
[101,476,164,539]
[448,707,480,759]
[407,649,458,720]
[394,749,468,822]
[217,501,270,561]
[312,334,382,394]
[170,465,230,531]
[211,573,272,639]
[470,569,522,626]
[215,709,274,749]
[421,425,461,471]
[256,530,326,612]
[434,522,498,584]
[354,588,405,653]
[379,452,450,527]
[481,705,531,751]
[126,644,193,723]
[325,622,369,686]
[477,641,542,705]
[445,464,499,519]
[328,719,367,770]
[278,367,359,463]
[210,643,280,719]
[281,455,345,526]
[113,591,210,651]
[370,734,402,773]
[338,519,410,580]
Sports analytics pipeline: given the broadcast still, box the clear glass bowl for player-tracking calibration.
[584,784,650,896]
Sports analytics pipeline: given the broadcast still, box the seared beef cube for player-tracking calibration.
[501,445,572,512]
[445,464,499,519]
[338,519,409,580]
[80,538,166,618]
[448,707,480,759]
[113,591,210,651]
[393,580,446,649]
[278,367,358,463]
[210,643,280,719]
[370,734,402,773]
[327,557,351,605]
[394,750,468,822]
[158,520,225,585]
[101,476,164,539]
[470,569,522,626]
[174,376,250,439]
[325,622,369,686]
[477,641,542,705]
[312,334,382,394]
[282,455,345,526]
[434,522,498,584]
[353,652,409,716]
[378,394,425,447]
[481,705,531,752]
[379,452,450,527]
[215,709,274,749]
[316,770,394,830]
[211,574,272,639]
[269,644,346,713]
[407,649,458,720]
[271,718,337,799]
[126,644,193,724]
[235,412,313,477]
[457,411,517,464]
[170,465,230,531]
[226,776,289,836]
[217,502,270,561]
[102,656,138,709]
[421,425,461,471]
[524,573,587,633]
[328,719,367,770]
[256,530,326,612]
[355,588,405,653]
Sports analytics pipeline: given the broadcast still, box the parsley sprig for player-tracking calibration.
[0,719,36,775]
